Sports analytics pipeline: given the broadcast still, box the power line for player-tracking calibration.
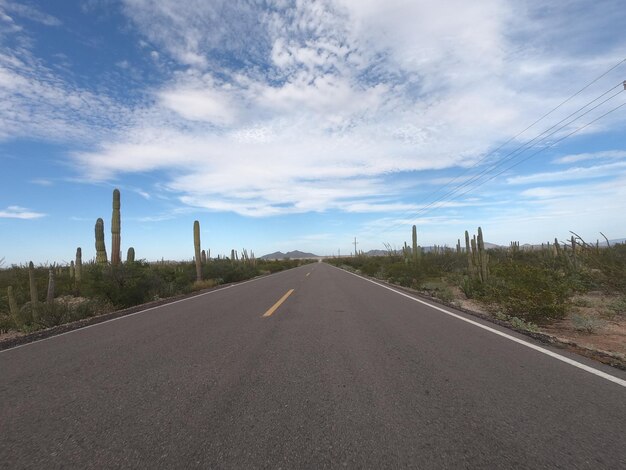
[383,58,626,230]
[395,85,624,225]
[419,101,626,215]
[407,58,626,210]
[378,73,626,237]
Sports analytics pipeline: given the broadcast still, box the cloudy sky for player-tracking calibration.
[1,0,625,264]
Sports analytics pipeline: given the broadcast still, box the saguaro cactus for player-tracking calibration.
[47,268,55,304]
[28,261,39,321]
[476,227,489,282]
[111,189,121,265]
[201,249,207,264]
[75,247,83,281]
[7,286,21,327]
[126,247,135,263]
[465,231,475,277]
[193,220,202,281]
[411,225,420,264]
[95,218,108,264]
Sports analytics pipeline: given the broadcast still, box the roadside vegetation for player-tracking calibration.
[0,258,312,335]
[326,226,626,342]
[0,188,313,336]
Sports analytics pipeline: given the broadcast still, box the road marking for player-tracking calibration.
[0,266,307,354]
[306,272,311,277]
[332,265,626,388]
[262,289,295,318]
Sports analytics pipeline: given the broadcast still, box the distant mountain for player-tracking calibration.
[365,249,388,257]
[260,250,319,260]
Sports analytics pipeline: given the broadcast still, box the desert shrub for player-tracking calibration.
[360,259,382,277]
[607,296,626,317]
[571,314,605,334]
[418,280,454,303]
[385,262,416,287]
[508,316,539,333]
[0,312,13,333]
[478,262,570,323]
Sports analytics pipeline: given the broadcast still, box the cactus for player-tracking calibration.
[477,227,489,282]
[47,267,55,304]
[193,220,202,281]
[456,239,461,253]
[465,228,489,282]
[201,249,207,264]
[75,247,82,282]
[411,225,420,264]
[95,218,108,264]
[28,261,39,322]
[465,231,475,278]
[127,247,135,263]
[111,189,121,265]
[69,260,75,279]
[7,286,22,328]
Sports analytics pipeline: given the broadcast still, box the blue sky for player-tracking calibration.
[1,0,625,265]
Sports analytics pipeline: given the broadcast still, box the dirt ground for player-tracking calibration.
[540,292,626,357]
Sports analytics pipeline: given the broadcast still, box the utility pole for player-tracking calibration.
[353,237,358,257]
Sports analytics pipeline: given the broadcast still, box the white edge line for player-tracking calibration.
[330,264,626,388]
[0,266,301,354]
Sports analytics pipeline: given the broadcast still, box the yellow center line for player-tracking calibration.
[262,289,295,318]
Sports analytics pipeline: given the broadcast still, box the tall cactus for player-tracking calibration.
[69,260,75,279]
[28,261,39,322]
[193,220,202,281]
[7,286,22,328]
[464,228,489,282]
[75,247,82,282]
[95,218,108,264]
[465,231,475,278]
[47,268,55,304]
[111,189,121,265]
[201,249,207,264]
[411,225,420,264]
[476,227,489,282]
[126,247,135,263]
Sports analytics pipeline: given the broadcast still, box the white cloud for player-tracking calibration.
[0,1,61,27]
[3,0,625,222]
[0,205,46,219]
[507,161,626,185]
[554,150,626,164]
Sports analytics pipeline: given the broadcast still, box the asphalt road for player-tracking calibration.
[1,262,625,469]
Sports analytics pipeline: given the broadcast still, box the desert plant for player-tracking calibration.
[7,285,23,328]
[75,247,83,282]
[28,261,39,322]
[95,218,108,264]
[412,225,420,264]
[126,247,135,263]
[46,267,55,304]
[111,189,121,265]
[571,313,604,334]
[193,220,202,282]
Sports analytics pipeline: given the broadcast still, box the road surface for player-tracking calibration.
[1,262,625,468]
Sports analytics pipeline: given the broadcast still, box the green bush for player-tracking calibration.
[479,262,570,323]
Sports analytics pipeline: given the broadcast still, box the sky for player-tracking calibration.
[0,0,625,265]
